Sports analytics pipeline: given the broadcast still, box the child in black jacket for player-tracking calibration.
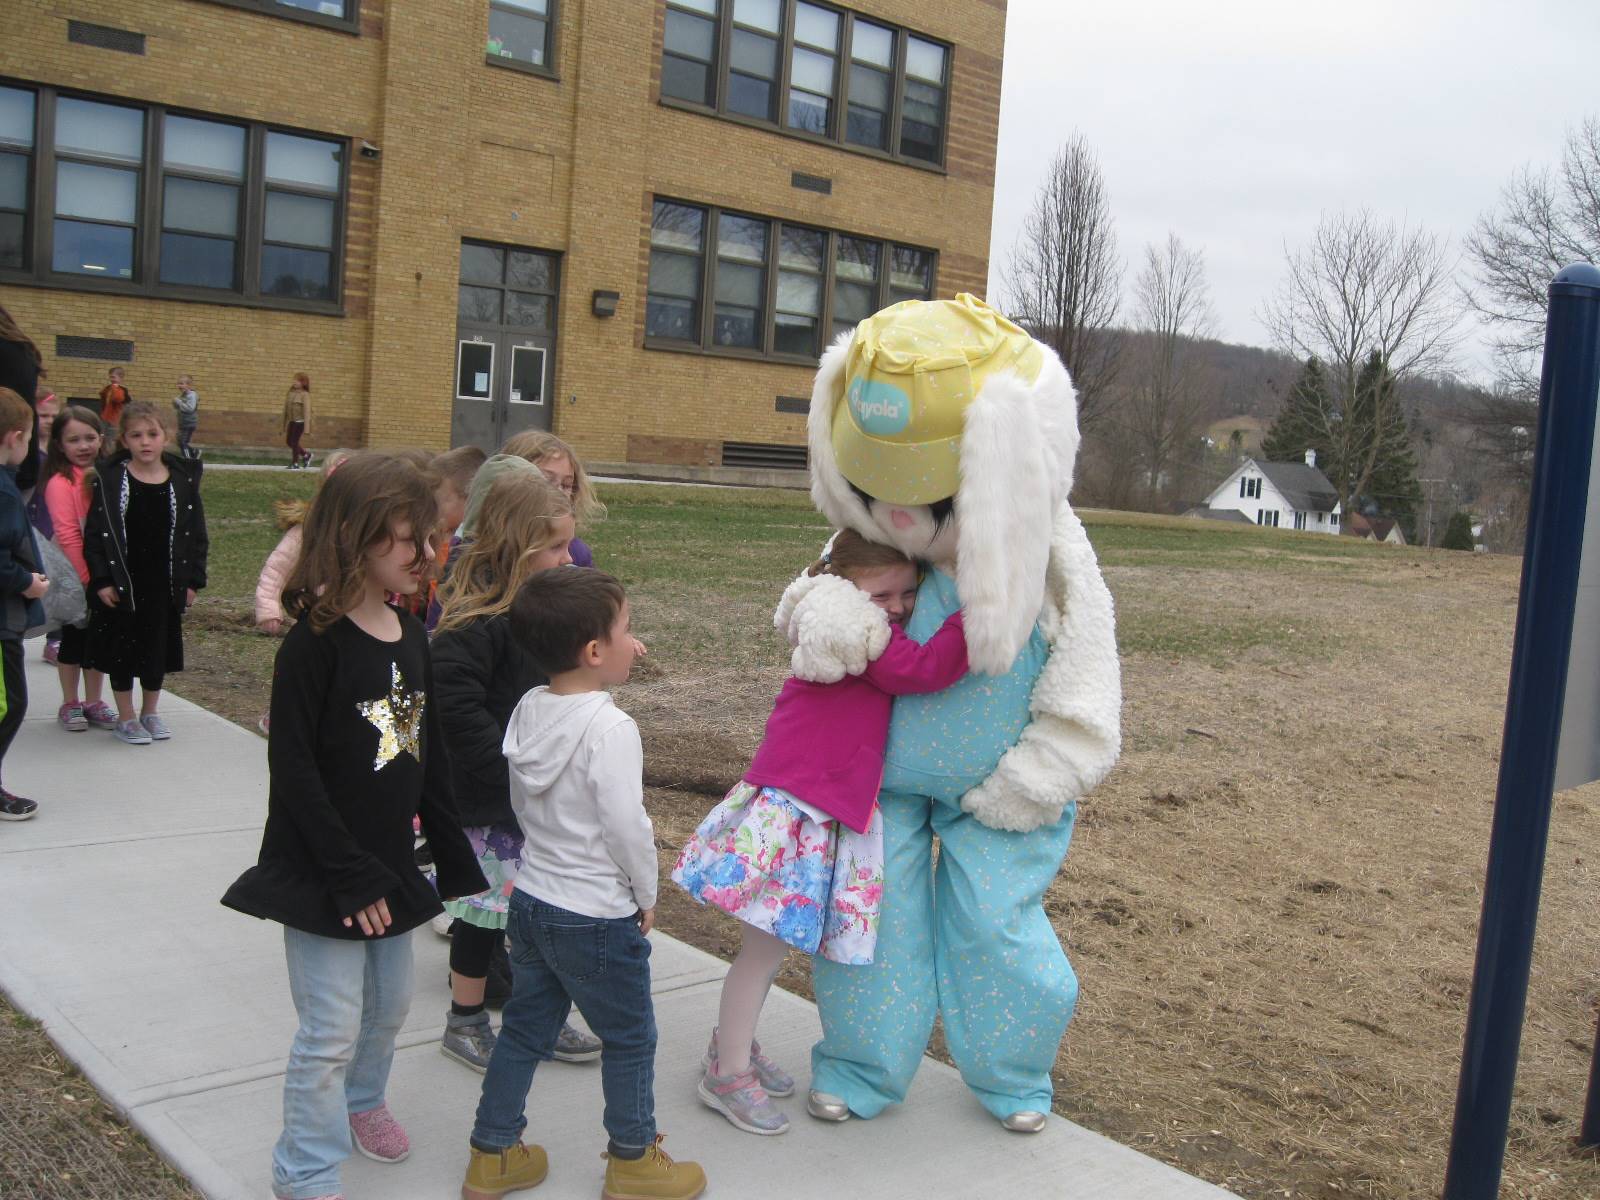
[0,387,48,819]
[82,402,207,745]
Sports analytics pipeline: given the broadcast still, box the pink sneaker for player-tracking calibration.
[82,701,117,730]
[349,1104,410,1163]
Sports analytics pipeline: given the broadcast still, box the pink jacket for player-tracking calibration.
[744,612,967,833]
[255,525,302,627]
[43,469,90,585]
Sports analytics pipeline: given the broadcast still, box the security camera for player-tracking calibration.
[359,140,380,159]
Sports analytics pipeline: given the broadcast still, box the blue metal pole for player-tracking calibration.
[1581,1007,1600,1147]
[1442,263,1600,1198]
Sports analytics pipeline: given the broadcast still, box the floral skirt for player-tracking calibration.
[671,782,883,964]
[438,822,524,932]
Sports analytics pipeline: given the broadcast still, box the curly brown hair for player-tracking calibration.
[283,451,439,633]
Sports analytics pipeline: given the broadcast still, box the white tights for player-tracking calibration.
[713,924,789,1076]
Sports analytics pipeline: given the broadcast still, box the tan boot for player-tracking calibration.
[601,1134,706,1200]
[461,1141,548,1199]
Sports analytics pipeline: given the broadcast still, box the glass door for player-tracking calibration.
[451,240,558,449]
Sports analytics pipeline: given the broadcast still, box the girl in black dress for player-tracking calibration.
[82,403,207,745]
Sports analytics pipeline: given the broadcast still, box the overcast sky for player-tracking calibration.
[985,0,1595,383]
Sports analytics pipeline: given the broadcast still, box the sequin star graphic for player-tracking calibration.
[356,662,425,771]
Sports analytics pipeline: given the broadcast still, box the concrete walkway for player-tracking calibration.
[0,657,1235,1200]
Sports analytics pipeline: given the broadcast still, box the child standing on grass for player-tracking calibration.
[41,406,113,732]
[461,567,705,1200]
[497,430,603,566]
[172,374,199,459]
[0,388,50,821]
[671,530,968,1135]
[222,452,487,1200]
[431,471,604,1071]
[82,404,207,745]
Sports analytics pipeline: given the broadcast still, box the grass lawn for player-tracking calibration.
[17,468,1600,1200]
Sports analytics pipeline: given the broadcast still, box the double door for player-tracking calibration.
[451,240,559,450]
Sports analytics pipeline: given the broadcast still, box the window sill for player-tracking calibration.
[657,96,947,175]
[194,0,360,35]
[0,271,345,318]
[643,337,823,369]
[484,54,560,82]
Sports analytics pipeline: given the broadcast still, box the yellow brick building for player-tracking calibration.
[0,0,1005,474]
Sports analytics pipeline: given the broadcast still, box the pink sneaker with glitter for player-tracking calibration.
[349,1104,410,1163]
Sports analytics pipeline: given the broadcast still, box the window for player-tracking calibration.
[1294,511,1306,531]
[488,0,555,72]
[1330,512,1340,528]
[1256,509,1279,528]
[645,197,935,361]
[660,2,952,168]
[457,239,559,330]
[160,115,245,289]
[202,0,359,33]
[0,83,348,311]
[0,87,33,270]
[1238,475,1261,500]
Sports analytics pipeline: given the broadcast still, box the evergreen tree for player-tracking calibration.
[1441,511,1476,551]
[1347,353,1423,540]
[1261,357,1333,467]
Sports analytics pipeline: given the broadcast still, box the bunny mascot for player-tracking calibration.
[776,293,1121,1132]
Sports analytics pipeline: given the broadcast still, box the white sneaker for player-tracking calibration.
[431,913,455,938]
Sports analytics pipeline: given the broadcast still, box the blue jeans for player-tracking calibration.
[471,889,656,1152]
[272,927,414,1199]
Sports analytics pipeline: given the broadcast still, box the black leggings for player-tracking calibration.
[110,669,165,695]
[0,639,27,785]
[449,920,501,979]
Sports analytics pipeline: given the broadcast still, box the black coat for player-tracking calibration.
[0,339,40,492]
[430,612,548,827]
[83,451,208,609]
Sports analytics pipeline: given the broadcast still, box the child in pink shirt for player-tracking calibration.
[672,529,967,1136]
[40,406,113,731]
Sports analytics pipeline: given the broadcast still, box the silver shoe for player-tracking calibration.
[552,1021,602,1062]
[703,1029,795,1098]
[1001,1110,1048,1133]
[440,1011,496,1073]
[806,1090,851,1122]
[140,714,172,740]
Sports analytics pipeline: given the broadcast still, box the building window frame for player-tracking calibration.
[644,195,937,365]
[0,79,349,315]
[195,0,362,36]
[659,0,951,173]
[485,0,562,80]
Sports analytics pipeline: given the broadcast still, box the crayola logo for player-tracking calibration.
[847,377,912,435]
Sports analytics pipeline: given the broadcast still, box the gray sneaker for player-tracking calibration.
[440,1010,496,1073]
[704,1030,795,1098]
[114,719,152,746]
[553,1021,602,1063]
[698,1066,789,1136]
[140,714,172,740]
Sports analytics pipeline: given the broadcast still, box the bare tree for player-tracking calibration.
[1000,133,1123,430]
[1466,115,1600,398]
[1124,234,1217,502]
[1259,208,1461,514]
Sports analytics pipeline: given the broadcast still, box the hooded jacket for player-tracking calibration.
[83,451,208,609]
[502,687,656,919]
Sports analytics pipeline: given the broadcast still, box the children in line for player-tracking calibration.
[430,472,603,1071]
[498,430,604,566]
[222,452,487,1200]
[0,387,49,821]
[30,385,59,664]
[672,530,968,1134]
[462,566,705,1200]
[82,403,208,745]
[41,406,114,732]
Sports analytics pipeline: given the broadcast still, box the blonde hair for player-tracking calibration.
[274,448,353,530]
[434,471,573,634]
[806,528,917,581]
[499,429,605,526]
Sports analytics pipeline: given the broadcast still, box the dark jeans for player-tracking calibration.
[286,421,307,464]
[470,890,655,1152]
[177,422,196,456]
[0,639,25,786]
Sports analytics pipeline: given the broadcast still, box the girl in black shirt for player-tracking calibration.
[222,452,485,1200]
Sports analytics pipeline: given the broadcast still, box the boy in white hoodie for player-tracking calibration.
[461,568,706,1200]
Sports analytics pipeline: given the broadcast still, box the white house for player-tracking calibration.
[1202,451,1342,534]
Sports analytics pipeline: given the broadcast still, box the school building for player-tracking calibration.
[0,0,1005,477]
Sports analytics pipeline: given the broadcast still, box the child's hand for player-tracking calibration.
[631,637,648,657]
[185,587,196,609]
[24,573,48,600]
[344,897,393,937]
[259,617,284,636]
[97,586,119,608]
[637,907,656,936]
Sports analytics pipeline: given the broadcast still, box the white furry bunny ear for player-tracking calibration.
[955,372,1056,675]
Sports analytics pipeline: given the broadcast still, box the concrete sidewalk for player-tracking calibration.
[0,657,1234,1200]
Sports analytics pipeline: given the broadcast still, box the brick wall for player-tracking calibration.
[2,0,1006,466]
